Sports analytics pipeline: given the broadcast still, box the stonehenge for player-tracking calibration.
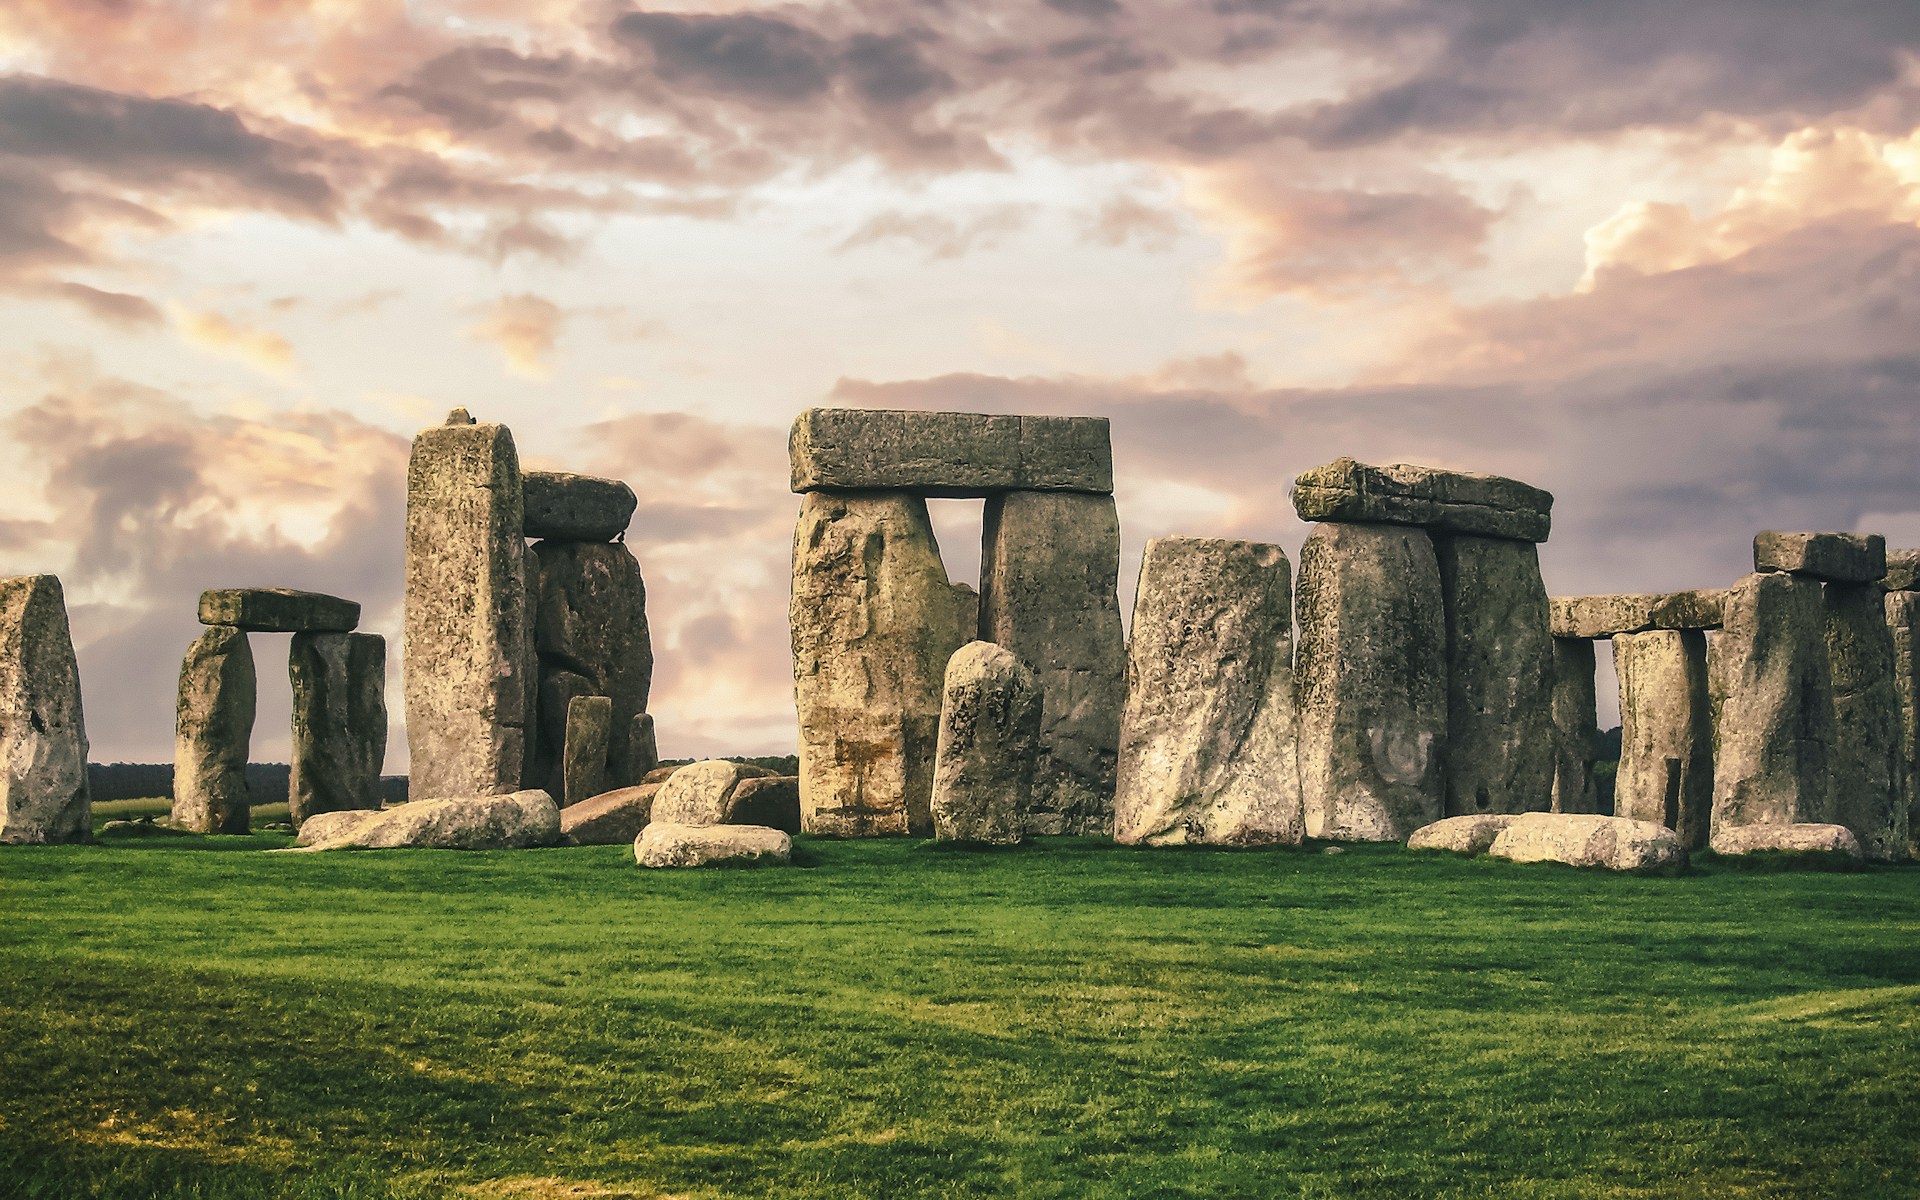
[288,631,387,826]
[1612,631,1713,849]
[0,575,91,844]
[1825,579,1906,859]
[1549,638,1602,814]
[1436,535,1554,818]
[930,641,1042,845]
[173,624,258,834]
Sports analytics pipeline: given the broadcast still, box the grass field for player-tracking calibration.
[2,834,1918,1199]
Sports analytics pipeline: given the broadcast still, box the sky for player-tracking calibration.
[2,0,1919,766]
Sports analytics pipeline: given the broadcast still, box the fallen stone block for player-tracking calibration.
[0,575,91,844]
[931,642,1041,845]
[1754,531,1886,583]
[560,783,661,845]
[198,588,359,633]
[635,822,791,868]
[1707,822,1863,859]
[293,789,560,851]
[1291,457,1552,542]
[729,776,801,835]
[1406,813,1519,855]
[640,764,679,785]
[1548,590,1727,639]
[1488,813,1687,872]
[649,759,779,827]
[523,470,638,542]
[789,408,1112,496]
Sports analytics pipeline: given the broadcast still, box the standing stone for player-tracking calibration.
[1113,537,1303,846]
[791,491,966,836]
[1889,591,1920,857]
[404,413,534,799]
[1710,572,1836,831]
[950,582,980,647]
[1296,522,1448,841]
[0,576,90,844]
[1825,583,1906,860]
[1436,536,1554,816]
[563,695,613,807]
[619,712,660,787]
[528,540,653,797]
[1754,531,1886,583]
[1550,638,1601,814]
[1612,631,1713,848]
[288,632,386,827]
[173,625,255,835]
[930,641,1041,844]
[979,490,1125,835]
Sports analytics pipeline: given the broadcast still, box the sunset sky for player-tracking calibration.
[2,0,1918,765]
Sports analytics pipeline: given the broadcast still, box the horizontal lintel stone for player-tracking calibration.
[198,588,359,633]
[1754,530,1886,583]
[1291,457,1552,542]
[789,407,1112,497]
[1549,589,1727,639]
[1882,548,1919,592]
[523,470,637,542]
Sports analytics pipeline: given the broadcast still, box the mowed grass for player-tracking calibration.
[2,837,1918,1199]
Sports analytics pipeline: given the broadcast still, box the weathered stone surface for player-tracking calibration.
[980,490,1125,835]
[1612,631,1713,849]
[1709,822,1862,858]
[1825,583,1907,860]
[1292,458,1553,542]
[1548,590,1727,639]
[650,759,779,827]
[1754,531,1886,583]
[640,764,679,785]
[563,695,612,807]
[1550,638,1602,815]
[1883,549,1920,592]
[1890,591,1920,858]
[522,470,637,541]
[618,712,660,787]
[1488,813,1687,872]
[635,822,791,868]
[1710,572,1836,830]
[528,540,653,797]
[789,408,1112,497]
[535,669,593,796]
[288,632,386,827]
[172,625,255,835]
[1437,536,1554,816]
[0,576,90,844]
[791,491,965,837]
[929,642,1041,844]
[951,582,980,646]
[1407,813,1519,855]
[560,783,660,845]
[293,789,559,851]
[404,415,534,799]
[729,776,801,834]
[199,588,359,633]
[1113,537,1303,846]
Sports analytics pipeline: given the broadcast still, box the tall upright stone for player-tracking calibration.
[1889,589,1920,857]
[1114,537,1303,846]
[563,694,613,807]
[791,491,966,837]
[1613,630,1713,848]
[619,712,660,787]
[930,641,1042,844]
[173,625,255,835]
[1826,583,1907,860]
[404,411,533,799]
[1435,536,1554,816]
[979,490,1125,835]
[1296,523,1448,841]
[0,575,90,844]
[1710,572,1836,831]
[527,540,652,794]
[288,631,386,827]
[1549,637,1601,814]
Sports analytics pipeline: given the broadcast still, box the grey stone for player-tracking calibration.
[563,695,613,807]
[292,789,560,851]
[1406,813,1519,855]
[1113,537,1303,846]
[649,759,780,827]
[951,582,980,646]
[1548,590,1727,639]
[523,470,638,542]
[288,632,386,828]
[1296,522,1448,841]
[172,625,255,835]
[528,540,653,797]
[1550,638,1602,814]
[789,407,1113,496]
[640,764,679,785]
[1883,549,1920,592]
[0,576,90,844]
[635,822,791,868]
[791,491,966,837]
[1488,813,1687,871]
[1825,583,1907,860]
[1890,591,1920,858]
[1754,531,1886,583]
[560,783,660,845]
[618,712,659,787]
[729,776,801,834]
[1612,630,1713,849]
[198,588,359,633]
[930,642,1041,845]
[1437,535,1554,816]
[403,417,534,799]
[1710,572,1836,830]
[1291,457,1552,542]
[1708,822,1863,859]
[979,490,1126,835]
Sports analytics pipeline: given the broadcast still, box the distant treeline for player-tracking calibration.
[88,763,408,806]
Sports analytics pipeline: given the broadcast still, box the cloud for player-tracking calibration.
[169,304,299,376]
[468,293,564,378]
[837,205,1031,260]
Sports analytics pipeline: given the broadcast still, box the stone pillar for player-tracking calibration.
[1549,637,1601,814]
[619,712,660,787]
[1114,536,1302,846]
[1435,535,1554,815]
[1296,522,1448,841]
[0,575,90,843]
[288,631,386,827]
[173,625,255,834]
[563,694,613,806]
[978,491,1125,836]
[930,641,1041,844]
[1889,590,1920,858]
[1710,571,1836,830]
[1826,583,1907,860]
[404,411,534,799]
[791,491,965,837]
[1613,630,1713,848]
[527,540,652,796]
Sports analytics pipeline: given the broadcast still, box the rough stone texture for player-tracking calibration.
[1488,813,1687,872]
[1710,572,1836,831]
[1291,457,1553,542]
[1550,637,1601,814]
[0,576,90,844]
[650,759,780,827]
[404,415,534,799]
[1407,814,1520,855]
[1437,536,1554,817]
[563,695,613,807]
[1890,591,1920,858]
[929,642,1041,844]
[1825,583,1907,860]
[172,625,255,835]
[789,407,1112,497]
[635,822,791,868]
[522,470,637,542]
[1612,631,1713,849]
[288,632,386,828]
[293,789,560,851]
[729,776,802,834]
[1884,550,1920,592]
[1754,531,1886,583]
[1548,590,1726,639]
[640,764,679,785]
[560,783,660,845]
[951,582,980,646]
[1113,537,1303,846]
[618,712,659,788]
[199,588,359,633]
[528,540,653,798]
[1296,522,1448,841]
[791,491,966,837]
[1708,822,1863,859]
[979,490,1125,835]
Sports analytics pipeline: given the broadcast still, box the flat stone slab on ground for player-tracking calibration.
[1708,822,1862,859]
[1406,813,1519,855]
[199,588,359,633]
[635,822,791,868]
[523,470,638,542]
[1754,531,1886,583]
[291,790,559,851]
[1487,813,1686,871]
[560,783,661,845]
[1292,457,1552,542]
[649,760,782,828]
[1549,590,1727,639]
[789,408,1112,496]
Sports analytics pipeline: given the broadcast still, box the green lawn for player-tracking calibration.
[2,836,1917,1199]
